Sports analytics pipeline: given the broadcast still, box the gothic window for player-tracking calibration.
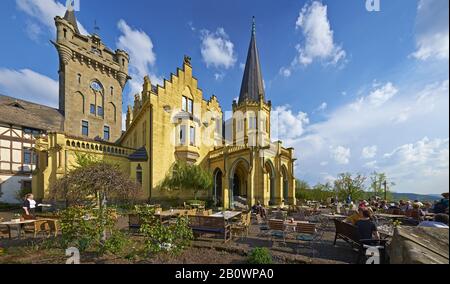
[142,121,147,146]
[97,106,104,117]
[77,74,82,84]
[248,117,257,130]
[182,96,187,112]
[136,164,143,185]
[90,104,96,115]
[110,86,114,96]
[82,121,89,136]
[90,81,103,92]
[187,99,193,114]
[104,126,110,141]
[190,126,196,146]
[179,125,186,146]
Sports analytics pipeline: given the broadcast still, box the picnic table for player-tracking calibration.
[0,220,36,239]
[210,211,242,221]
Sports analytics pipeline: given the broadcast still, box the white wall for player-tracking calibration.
[0,174,30,204]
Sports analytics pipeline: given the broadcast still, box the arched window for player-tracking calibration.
[136,164,143,185]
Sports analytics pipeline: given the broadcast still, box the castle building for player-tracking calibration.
[30,10,296,208]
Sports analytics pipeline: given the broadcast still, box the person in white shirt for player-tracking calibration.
[418,214,449,229]
[22,194,37,219]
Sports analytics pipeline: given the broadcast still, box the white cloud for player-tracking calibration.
[411,0,449,61]
[116,20,162,104]
[315,102,328,112]
[362,146,378,159]
[330,146,351,165]
[294,1,346,67]
[280,67,292,78]
[366,82,398,107]
[282,79,448,194]
[0,68,58,108]
[214,73,225,81]
[381,137,449,189]
[350,82,398,110]
[271,105,309,141]
[16,0,89,38]
[200,28,237,69]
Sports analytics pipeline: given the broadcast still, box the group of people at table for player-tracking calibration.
[341,193,449,242]
[249,193,449,243]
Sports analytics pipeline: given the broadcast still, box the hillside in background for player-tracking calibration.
[391,193,444,202]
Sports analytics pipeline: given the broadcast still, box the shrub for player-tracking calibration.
[100,230,130,255]
[247,248,273,264]
[58,206,122,254]
[137,206,193,255]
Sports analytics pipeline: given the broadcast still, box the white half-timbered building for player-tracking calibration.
[0,95,63,203]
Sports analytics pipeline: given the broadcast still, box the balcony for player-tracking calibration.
[175,145,200,164]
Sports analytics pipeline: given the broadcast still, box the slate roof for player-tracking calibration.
[128,147,149,162]
[0,94,64,132]
[238,18,266,104]
[63,9,80,34]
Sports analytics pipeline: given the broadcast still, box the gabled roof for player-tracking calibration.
[128,147,148,162]
[238,18,265,104]
[63,9,80,34]
[0,94,64,132]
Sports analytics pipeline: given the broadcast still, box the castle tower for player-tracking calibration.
[53,9,130,142]
[232,17,271,147]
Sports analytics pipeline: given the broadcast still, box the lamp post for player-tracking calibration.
[382,180,387,201]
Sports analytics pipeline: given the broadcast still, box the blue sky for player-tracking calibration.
[0,0,448,194]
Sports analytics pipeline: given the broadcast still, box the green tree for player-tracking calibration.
[295,179,311,200]
[49,162,142,207]
[334,173,367,201]
[369,171,395,201]
[159,161,213,200]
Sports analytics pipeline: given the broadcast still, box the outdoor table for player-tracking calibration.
[320,213,347,219]
[210,211,242,221]
[283,220,309,232]
[155,209,186,217]
[375,213,409,220]
[0,220,36,240]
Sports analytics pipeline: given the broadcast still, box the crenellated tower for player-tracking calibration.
[53,8,130,142]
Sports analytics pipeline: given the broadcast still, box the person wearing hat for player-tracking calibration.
[433,193,449,214]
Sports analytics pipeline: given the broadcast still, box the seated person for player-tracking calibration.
[355,209,380,241]
[252,201,267,219]
[418,214,449,229]
[345,207,364,225]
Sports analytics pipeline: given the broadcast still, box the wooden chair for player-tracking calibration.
[22,220,52,238]
[231,212,251,239]
[295,223,322,257]
[268,219,286,245]
[0,218,10,239]
[128,214,142,232]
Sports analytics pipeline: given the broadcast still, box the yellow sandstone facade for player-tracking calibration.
[32,11,296,208]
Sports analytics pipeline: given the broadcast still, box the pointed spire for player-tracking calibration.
[238,17,265,105]
[63,8,80,34]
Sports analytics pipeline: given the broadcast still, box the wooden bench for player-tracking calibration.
[333,219,388,263]
[333,219,362,248]
[188,215,231,243]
